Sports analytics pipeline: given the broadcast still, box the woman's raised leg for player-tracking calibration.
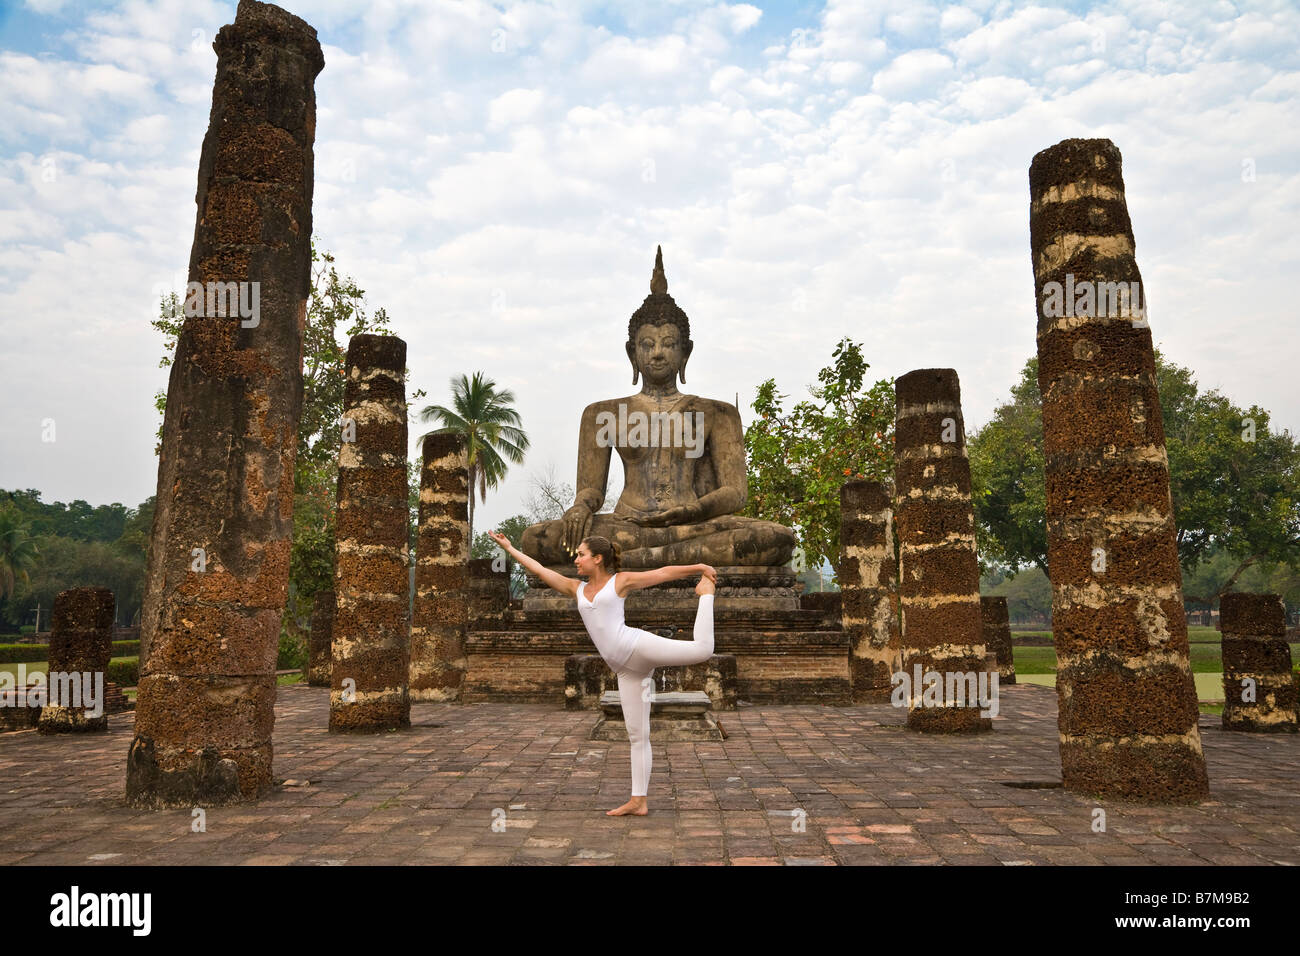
[621,594,715,671]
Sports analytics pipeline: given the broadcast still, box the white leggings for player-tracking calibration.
[612,594,715,797]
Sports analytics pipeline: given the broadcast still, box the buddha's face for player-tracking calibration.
[629,322,688,386]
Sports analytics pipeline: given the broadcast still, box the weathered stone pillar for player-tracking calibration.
[38,588,114,733]
[468,558,510,626]
[330,334,410,731]
[410,434,469,701]
[980,596,1017,685]
[839,480,900,703]
[307,589,333,687]
[894,369,991,732]
[1030,138,1208,801]
[1221,593,1297,733]
[127,0,323,807]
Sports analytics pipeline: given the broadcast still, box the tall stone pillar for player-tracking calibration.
[410,434,470,700]
[1221,593,1297,732]
[839,480,900,703]
[307,589,333,687]
[127,0,323,807]
[1030,138,1208,800]
[894,369,991,732]
[980,596,1017,684]
[330,334,410,731]
[38,588,114,733]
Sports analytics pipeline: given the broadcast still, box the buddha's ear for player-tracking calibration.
[626,341,639,385]
[679,339,693,384]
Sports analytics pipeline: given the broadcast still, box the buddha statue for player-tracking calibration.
[521,247,796,569]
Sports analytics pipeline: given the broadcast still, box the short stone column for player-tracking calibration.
[469,558,510,626]
[894,368,991,732]
[307,589,333,687]
[410,434,470,701]
[1221,593,1297,733]
[38,588,115,733]
[126,0,324,807]
[1030,138,1208,801]
[839,480,900,703]
[980,596,1017,685]
[330,334,410,731]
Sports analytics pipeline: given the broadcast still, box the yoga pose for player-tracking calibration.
[488,530,717,816]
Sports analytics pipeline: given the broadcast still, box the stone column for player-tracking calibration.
[980,596,1017,684]
[330,334,410,731]
[410,434,470,700]
[894,369,991,732]
[839,480,900,703]
[127,0,323,807]
[469,558,511,626]
[1030,138,1208,800]
[1221,593,1297,732]
[38,588,114,733]
[307,589,333,687]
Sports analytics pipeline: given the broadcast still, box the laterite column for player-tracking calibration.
[1030,137,1208,800]
[980,596,1017,685]
[307,589,333,687]
[38,588,114,733]
[126,0,323,807]
[410,433,469,701]
[894,369,990,732]
[1221,593,1297,732]
[839,480,900,702]
[330,334,410,731]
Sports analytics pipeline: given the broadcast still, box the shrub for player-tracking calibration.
[278,627,307,671]
[107,658,139,687]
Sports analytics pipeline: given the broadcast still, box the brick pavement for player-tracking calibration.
[1,683,1296,865]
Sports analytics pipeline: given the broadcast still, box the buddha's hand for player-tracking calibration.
[561,504,593,555]
[635,504,701,528]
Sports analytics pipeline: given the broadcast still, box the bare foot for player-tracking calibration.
[695,575,715,596]
[607,797,648,816]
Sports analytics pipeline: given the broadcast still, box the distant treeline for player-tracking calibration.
[0,489,154,629]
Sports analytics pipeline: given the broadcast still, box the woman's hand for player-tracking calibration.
[697,564,717,583]
[488,530,513,552]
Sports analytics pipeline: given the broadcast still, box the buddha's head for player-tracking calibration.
[626,246,693,387]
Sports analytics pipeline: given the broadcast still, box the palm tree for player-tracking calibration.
[419,372,529,540]
[0,506,39,602]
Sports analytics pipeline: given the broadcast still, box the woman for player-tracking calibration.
[487,530,717,816]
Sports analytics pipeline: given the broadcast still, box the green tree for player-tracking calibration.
[742,338,895,577]
[0,506,40,603]
[970,351,1300,599]
[419,372,529,541]
[470,514,532,598]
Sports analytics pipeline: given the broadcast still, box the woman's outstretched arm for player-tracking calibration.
[620,563,717,593]
[487,531,579,597]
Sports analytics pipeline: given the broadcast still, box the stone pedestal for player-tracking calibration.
[591,691,725,741]
[1030,138,1208,801]
[1221,593,1298,732]
[564,653,738,712]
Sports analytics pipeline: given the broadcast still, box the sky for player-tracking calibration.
[2,0,1298,538]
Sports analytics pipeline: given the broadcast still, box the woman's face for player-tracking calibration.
[575,542,602,576]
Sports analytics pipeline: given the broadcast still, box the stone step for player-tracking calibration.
[598,690,713,717]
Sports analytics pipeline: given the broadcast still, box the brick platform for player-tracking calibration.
[0,683,1296,865]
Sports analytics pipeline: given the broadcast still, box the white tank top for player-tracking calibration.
[576,573,638,670]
